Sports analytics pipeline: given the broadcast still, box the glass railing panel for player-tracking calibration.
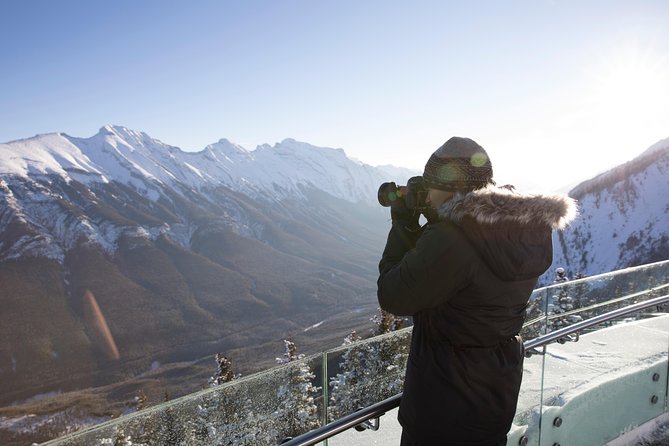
[521,287,550,341]
[542,261,669,337]
[43,261,669,446]
[43,353,325,446]
[538,308,669,446]
[325,328,411,424]
[509,287,548,446]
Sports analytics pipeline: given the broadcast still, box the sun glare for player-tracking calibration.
[590,43,669,126]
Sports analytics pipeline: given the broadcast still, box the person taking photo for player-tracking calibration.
[378,136,576,446]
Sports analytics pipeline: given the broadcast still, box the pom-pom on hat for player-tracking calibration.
[422,137,493,192]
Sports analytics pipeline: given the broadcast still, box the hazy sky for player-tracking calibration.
[2,0,669,191]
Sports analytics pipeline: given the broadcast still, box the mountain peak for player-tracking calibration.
[203,139,253,162]
[98,125,115,135]
[571,137,669,199]
[641,136,669,157]
[96,125,155,146]
[97,124,134,137]
[273,138,347,158]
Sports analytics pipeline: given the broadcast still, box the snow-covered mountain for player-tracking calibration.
[0,125,417,409]
[1,125,398,202]
[0,125,413,263]
[547,136,669,282]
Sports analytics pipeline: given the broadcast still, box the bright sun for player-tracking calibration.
[591,43,669,127]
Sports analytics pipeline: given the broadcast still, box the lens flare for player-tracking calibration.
[83,290,120,361]
[437,165,459,182]
[470,152,488,167]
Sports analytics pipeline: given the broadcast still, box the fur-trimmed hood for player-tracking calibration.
[435,185,578,280]
[437,185,577,230]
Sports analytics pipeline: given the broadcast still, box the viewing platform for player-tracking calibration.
[43,260,669,446]
[329,313,669,446]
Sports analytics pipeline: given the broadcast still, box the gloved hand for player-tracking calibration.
[378,180,421,229]
[390,195,421,230]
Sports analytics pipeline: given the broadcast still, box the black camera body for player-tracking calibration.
[377,176,429,212]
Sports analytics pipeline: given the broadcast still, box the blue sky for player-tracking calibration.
[2,1,669,191]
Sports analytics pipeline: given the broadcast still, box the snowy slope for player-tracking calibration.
[549,137,669,280]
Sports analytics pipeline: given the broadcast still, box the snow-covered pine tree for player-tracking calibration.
[370,308,406,335]
[277,339,301,363]
[159,407,186,445]
[572,272,586,309]
[135,389,147,411]
[210,353,238,386]
[111,428,132,446]
[549,268,582,333]
[328,330,365,421]
[366,308,409,398]
[273,339,320,440]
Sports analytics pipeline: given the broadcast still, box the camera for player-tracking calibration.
[377,176,429,212]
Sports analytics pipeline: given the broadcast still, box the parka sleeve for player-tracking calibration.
[377,222,473,316]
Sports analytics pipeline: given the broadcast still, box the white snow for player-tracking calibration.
[1,126,416,205]
[304,320,325,332]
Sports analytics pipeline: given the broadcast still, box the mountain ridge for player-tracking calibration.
[0,125,409,205]
[0,125,418,264]
[545,137,669,283]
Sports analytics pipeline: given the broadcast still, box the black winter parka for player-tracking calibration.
[378,185,576,446]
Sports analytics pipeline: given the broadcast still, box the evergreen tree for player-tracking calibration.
[210,353,238,386]
[370,308,406,335]
[135,389,147,411]
[367,308,409,398]
[112,428,132,446]
[521,288,549,341]
[549,267,582,334]
[153,407,185,445]
[276,339,301,364]
[273,339,320,440]
[329,331,365,420]
[571,272,588,313]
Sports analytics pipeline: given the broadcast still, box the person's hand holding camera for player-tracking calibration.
[378,178,423,229]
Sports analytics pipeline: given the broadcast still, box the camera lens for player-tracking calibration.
[377,182,398,207]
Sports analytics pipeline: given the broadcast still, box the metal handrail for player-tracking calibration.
[525,293,669,351]
[280,293,669,446]
[280,394,402,446]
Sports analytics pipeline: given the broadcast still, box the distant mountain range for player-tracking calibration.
[0,125,667,415]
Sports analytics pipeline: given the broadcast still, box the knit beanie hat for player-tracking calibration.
[422,137,493,192]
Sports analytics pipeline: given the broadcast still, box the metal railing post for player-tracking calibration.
[321,351,328,446]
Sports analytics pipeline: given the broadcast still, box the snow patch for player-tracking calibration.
[304,321,325,332]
